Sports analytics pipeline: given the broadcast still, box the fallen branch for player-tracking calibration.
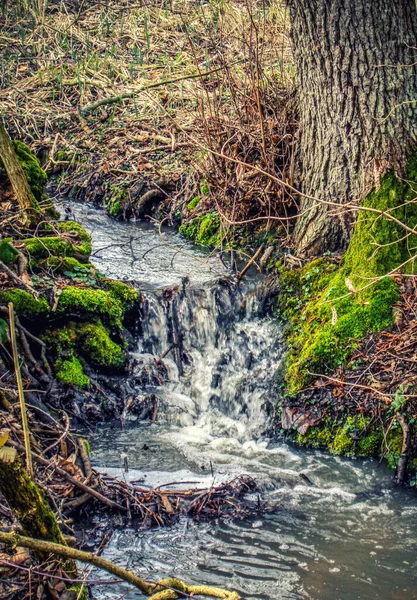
[80,66,230,117]
[0,260,36,294]
[0,531,241,600]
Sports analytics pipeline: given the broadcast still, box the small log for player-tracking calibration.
[0,447,66,548]
[0,531,241,600]
[0,121,40,227]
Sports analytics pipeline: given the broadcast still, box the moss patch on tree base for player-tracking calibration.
[280,157,417,394]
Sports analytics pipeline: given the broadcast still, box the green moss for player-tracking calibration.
[77,322,125,367]
[43,256,94,273]
[24,222,91,262]
[107,186,128,219]
[13,140,47,202]
[296,416,383,458]
[282,159,417,394]
[0,289,50,316]
[357,428,383,457]
[56,150,70,161]
[102,279,138,309]
[331,426,355,456]
[0,238,18,264]
[45,321,125,376]
[187,196,201,211]
[55,356,90,388]
[83,439,91,457]
[56,221,92,256]
[24,236,73,259]
[386,425,404,469]
[109,199,121,217]
[296,424,333,448]
[179,212,220,247]
[56,287,123,326]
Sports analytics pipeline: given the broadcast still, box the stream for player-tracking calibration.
[61,201,417,600]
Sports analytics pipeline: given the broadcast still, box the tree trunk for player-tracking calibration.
[287,0,417,256]
[0,121,41,228]
[0,448,66,547]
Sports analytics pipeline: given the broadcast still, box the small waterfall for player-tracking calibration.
[126,276,283,439]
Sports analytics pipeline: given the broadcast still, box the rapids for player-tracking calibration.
[61,201,417,600]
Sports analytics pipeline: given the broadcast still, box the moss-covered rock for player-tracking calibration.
[281,158,417,394]
[101,279,138,310]
[56,287,123,326]
[296,416,385,458]
[0,289,50,316]
[56,221,92,256]
[55,356,90,388]
[24,221,91,262]
[77,322,125,367]
[24,236,75,259]
[45,320,126,387]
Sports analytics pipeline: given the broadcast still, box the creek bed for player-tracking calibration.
[64,201,417,600]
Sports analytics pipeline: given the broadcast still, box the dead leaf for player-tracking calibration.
[345,277,357,294]
[331,306,338,326]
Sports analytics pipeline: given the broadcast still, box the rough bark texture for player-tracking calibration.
[0,450,65,546]
[0,121,40,227]
[288,0,417,256]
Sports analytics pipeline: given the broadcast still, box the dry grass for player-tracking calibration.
[0,0,295,240]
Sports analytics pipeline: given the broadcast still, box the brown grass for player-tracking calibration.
[0,0,295,241]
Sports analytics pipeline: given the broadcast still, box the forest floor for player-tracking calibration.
[1,0,296,248]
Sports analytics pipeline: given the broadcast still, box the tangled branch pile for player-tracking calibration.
[0,402,260,524]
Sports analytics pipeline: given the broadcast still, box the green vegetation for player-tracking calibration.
[296,416,388,458]
[280,159,417,394]
[0,289,50,316]
[56,221,92,256]
[102,279,139,309]
[12,140,47,202]
[46,321,125,369]
[24,236,75,259]
[56,286,124,326]
[78,322,125,367]
[24,221,91,261]
[44,256,94,274]
[107,186,128,218]
[187,196,201,211]
[179,212,220,247]
[55,356,90,388]
[0,238,18,264]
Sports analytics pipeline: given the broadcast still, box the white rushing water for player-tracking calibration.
[65,201,417,600]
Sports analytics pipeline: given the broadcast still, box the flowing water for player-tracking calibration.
[62,201,417,600]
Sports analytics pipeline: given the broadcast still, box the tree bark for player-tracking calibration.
[0,448,66,547]
[287,0,417,256]
[0,120,41,228]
